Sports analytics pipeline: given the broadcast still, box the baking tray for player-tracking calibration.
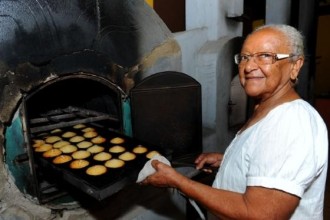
[32,124,168,201]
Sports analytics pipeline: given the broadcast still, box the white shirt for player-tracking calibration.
[213,99,328,219]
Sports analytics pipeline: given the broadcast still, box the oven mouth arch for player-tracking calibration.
[25,72,127,103]
[24,72,126,126]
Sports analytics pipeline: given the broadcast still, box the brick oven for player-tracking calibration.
[0,0,258,218]
[0,0,205,219]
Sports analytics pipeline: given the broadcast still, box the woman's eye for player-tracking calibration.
[241,55,249,61]
[258,53,272,58]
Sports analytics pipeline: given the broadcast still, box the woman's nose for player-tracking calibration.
[241,58,259,72]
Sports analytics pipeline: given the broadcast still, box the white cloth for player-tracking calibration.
[213,99,328,220]
[136,155,171,183]
[137,156,206,219]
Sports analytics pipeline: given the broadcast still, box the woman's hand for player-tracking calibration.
[142,152,224,187]
[194,152,223,172]
[140,160,182,188]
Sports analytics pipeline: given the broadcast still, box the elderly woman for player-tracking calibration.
[141,24,328,219]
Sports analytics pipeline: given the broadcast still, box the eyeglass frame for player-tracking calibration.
[234,52,296,65]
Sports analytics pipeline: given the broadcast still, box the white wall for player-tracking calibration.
[174,0,244,152]
[186,0,243,40]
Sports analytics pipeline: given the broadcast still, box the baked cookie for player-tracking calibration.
[118,152,136,161]
[83,131,98,138]
[82,127,95,132]
[72,150,91,160]
[32,139,45,148]
[53,140,70,149]
[110,137,125,144]
[43,149,62,158]
[77,141,93,149]
[86,165,107,176]
[87,145,105,154]
[60,145,78,154]
[50,128,62,134]
[133,145,148,154]
[62,131,77,138]
[53,155,72,164]
[146,150,160,159]
[45,136,62,144]
[70,159,90,169]
[73,124,86,129]
[69,136,85,143]
[35,144,52,152]
[105,159,125,169]
[91,136,106,144]
[109,145,126,153]
[93,152,112,161]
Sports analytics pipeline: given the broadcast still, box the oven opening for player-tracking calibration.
[22,73,125,204]
[25,74,123,131]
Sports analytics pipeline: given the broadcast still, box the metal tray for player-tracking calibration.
[32,124,166,201]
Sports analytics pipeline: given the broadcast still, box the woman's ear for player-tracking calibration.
[291,56,304,80]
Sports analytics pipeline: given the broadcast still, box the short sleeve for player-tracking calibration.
[246,102,326,197]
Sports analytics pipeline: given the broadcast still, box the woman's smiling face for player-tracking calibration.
[238,28,299,101]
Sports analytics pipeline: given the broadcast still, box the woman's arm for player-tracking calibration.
[142,160,299,220]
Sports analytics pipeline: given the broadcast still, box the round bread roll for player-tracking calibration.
[53,140,70,149]
[105,159,125,169]
[91,136,106,144]
[93,152,112,161]
[72,150,91,160]
[109,145,126,153]
[35,144,52,152]
[53,155,72,164]
[83,131,98,138]
[77,141,93,149]
[45,136,62,144]
[70,159,90,169]
[146,150,160,159]
[82,127,95,132]
[62,131,77,138]
[119,152,136,161]
[32,139,45,148]
[60,145,78,154]
[73,124,86,129]
[69,136,85,143]
[110,137,125,144]
[87,145,105,154]
[43,149,62,158]
[86,165,107,176]
[133,145,148,154]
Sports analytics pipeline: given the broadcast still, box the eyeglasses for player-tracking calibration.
[234,52,295,65]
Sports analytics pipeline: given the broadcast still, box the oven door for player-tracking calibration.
[130,71,203,161]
